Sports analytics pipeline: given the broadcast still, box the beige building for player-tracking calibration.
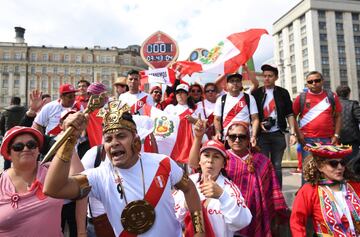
[273,0,360,100]
[0,27,147,108]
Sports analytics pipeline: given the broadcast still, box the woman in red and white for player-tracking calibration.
[173,139,252,237]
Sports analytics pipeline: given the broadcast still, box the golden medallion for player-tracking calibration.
[121,200,155,234]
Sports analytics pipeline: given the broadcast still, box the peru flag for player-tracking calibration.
[140,67,176,86]
[174,29,268,76]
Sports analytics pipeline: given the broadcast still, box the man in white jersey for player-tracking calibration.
[213,73,259,146]
[252,64,297,187]
[44,100,205,237]
[119,69,154,115]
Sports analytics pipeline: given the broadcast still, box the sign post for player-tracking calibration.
[140,31,179,69]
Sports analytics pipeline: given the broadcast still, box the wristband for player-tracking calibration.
[334,133,340,139]
[191,210,205,233]
[56,136,77,163]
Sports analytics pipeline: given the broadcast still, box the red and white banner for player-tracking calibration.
[173,29,268,76]
[140,67,176,86]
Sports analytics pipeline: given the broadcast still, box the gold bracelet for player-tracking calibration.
[191,210,205,233]
[56,136,77,163]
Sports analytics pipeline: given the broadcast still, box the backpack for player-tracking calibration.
[299,90,335,116]
[220,93,251,134]
[94,144,106,168]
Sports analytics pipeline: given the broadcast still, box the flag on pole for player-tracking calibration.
[174,29,268,76]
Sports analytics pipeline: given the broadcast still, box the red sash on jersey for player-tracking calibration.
[171,107,196,163]
[223,96,247,128]
[119,158,171,237]
[130,96,148,114]
[263,98,275,118]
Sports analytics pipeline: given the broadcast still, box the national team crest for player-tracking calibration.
[155,175,166,188]
[154,116,174,137]
[199,41,224,64]
[239,101,245,107]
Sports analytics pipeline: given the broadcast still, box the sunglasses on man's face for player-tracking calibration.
[325,159,347,168]
[11,140,38,152]
[307,78,322,84]
[228,134,248,142]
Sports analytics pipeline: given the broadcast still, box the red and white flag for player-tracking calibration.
[173,29,268,76]
[140,67,176,86]
[143,105,193,163]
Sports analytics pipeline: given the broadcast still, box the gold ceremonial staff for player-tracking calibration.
[41,93,106,164]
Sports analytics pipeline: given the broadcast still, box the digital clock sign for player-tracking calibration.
[140,31,179,69]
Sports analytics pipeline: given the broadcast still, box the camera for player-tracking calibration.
[262,117,276,130]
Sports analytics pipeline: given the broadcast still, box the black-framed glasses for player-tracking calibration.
[205,89,216,93]
[11,140,38,152]
[228,134,248,142]
[307,79,322,84]
[325,159,347,168]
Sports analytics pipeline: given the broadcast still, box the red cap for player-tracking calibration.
[0,126,44,160]
[200,140,228,159]
[59,84,78,95]
[150,86,161,93]
[304,143,352,159]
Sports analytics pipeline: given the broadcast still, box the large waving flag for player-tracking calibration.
[143,105,194,163]
[140,67,176,86]
[174,29,268,76]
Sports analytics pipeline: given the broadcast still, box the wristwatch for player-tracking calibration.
[290,133,296,137]
[334,133,340,139]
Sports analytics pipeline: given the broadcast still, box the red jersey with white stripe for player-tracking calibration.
[293,91,342,138]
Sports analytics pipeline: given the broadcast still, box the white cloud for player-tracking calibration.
[0,0,300,69]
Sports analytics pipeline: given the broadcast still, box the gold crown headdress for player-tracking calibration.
[97,100,137,134]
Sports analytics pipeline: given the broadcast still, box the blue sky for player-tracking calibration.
[0,0,300,70]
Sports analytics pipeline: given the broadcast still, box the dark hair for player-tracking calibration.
[41,94,51,100]
[336,85,351,99]
[306,71,323,80]
[189,84,203,94]
[226,73,243,81]
[10,97,21,105]
[204,82,218,93]
[127,69,139,76]
[78,80,90,87]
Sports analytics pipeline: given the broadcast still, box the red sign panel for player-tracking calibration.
[140,31,179,69]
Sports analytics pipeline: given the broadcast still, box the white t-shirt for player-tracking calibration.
[263,88,279,132]
[82,152,183,237]
[119,91,154,115]
[164,104,191,117]
[34,100,73,135]
[81,145,109,218]
[194,99,216,120]
[173,173,252,237]
[214,92,258,136]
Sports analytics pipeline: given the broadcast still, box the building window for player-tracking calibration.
[101,56,106,63]
[53,54,60,62]
[356,47,360,54]
[279,40,283,48]
[86,68,92,75]
[303,59,309,68]
[291,65,296,74]
[318,10,325,18]
[76,68,81,76]
[335,11,343,20]
[42,67,47,74]
[290,55,295,63]
[319,22,326,30]
[354,24,360,32]
[87,55,92,63]
[41,79,48,90]
[355,36,360,43]
[30,79,36,89]
[64,68,69,75]
[3,52,10,60]
[336,23,343,31]
[356,58,360,65]
[303,48,308,57]
[301,37,307,46]
[320,34,327,41]
[31,53,36,61]
[323,69,330,77]
[290,44,294,53]
[15,52,21,60]
[337,35,345,43]
[31,66,35,74]
[288,24,293,32]
[338,46,345,54]
[54,67,58,74]
[320,45,328,54]
[76,55,81,63]
[42,54,48,61]
[64,54,70,63]
[322,57,329,65]
[301,26,306,35]
[14,79,20,88]
[292,86,297,95]
[340,69,347,78]
[300,14,305,23]
[279,32,283,39]
[339,57,346,65]
[14,66,19,73]
[289,34,294,42]
[106,56,112,64]
[279,50,284,59]
[353,13,359,21]
[2,78,8,88]
[291,76,296,84]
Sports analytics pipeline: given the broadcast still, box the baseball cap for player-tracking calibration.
[226,73,243,82]
[150,86,162,94]
[261,64,279,76]
[200,140,228,159]
[176,84,189,93]
[59,84,78,95]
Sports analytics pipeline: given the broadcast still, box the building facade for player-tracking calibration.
[0,27,147,108]
[273,0,360,100]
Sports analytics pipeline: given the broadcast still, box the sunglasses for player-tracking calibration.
[228,134,248,142]
[11,140,38,152]
[325,159,347,168]
[152,90,162,94]
[205,89,216,93]
[307,79,322,84]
